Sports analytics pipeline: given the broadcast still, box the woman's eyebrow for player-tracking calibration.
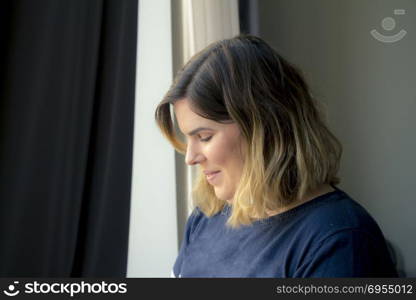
[187,127,213,136]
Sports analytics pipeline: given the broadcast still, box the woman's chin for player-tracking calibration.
[213,189,233,203]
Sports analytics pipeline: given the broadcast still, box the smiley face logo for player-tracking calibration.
[371,9,407,43]
[3,281,20,297]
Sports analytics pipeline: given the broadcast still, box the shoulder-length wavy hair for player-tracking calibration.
[155,35,342,228]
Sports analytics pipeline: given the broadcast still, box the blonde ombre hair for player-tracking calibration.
[155,35,342,228]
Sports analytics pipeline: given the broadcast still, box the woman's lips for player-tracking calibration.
[205,171,220,183]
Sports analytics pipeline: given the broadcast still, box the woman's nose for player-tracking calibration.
[185,145,204,165]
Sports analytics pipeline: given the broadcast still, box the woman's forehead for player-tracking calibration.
[174,99,218,133]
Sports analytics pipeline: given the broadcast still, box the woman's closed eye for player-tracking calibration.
[199,135,212,142]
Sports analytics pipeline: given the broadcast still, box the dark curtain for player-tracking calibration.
[0,0,138,276]
[238,0,259,36]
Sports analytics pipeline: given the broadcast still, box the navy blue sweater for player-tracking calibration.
[173,187,398,277]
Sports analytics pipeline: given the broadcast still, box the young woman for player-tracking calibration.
[155,35,398,277]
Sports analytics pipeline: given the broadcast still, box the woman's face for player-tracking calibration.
[174,98,245,202]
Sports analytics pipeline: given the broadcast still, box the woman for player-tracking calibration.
[155,35,397,277]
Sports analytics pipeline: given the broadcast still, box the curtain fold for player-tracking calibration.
[0,0,138,277]
[238,0,259,35]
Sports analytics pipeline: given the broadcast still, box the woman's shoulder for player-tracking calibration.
[289,189,397,277]
[294,188,386,241]
[186,206,205,229]
[183,206,214,236]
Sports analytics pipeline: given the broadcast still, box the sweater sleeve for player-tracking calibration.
[293,229,398,278]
